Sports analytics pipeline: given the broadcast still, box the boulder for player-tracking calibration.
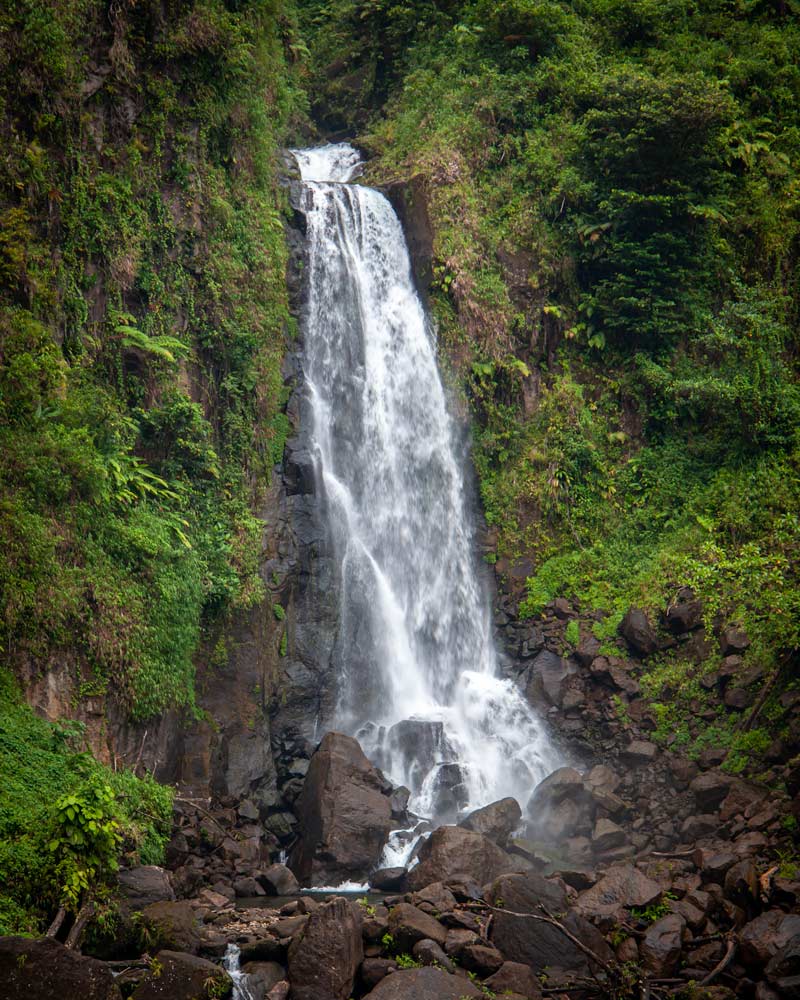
[412,882,457,913]
[720,627,750,655]
[0,936,121,1000]
[640,914,686,977]
[592,818,627,854]
[289,732,392,886]
[459,797,521,847]
[241,961,286,996]
[487,872,612,975]
[740,912,800,968]
[412,938,453,972]
[118,866,175,912]
[690,771,732,812]
[287,896,363,1000]
[485,961,543,998]
[360,958,397,990]
[528,767,593,840]
[369,867,407,891]
[525,650,569,707]
[234,876,265,898]
[458,943,504,975]
[132,951,231,1000]
[766,934,800,993]
[575,863,662,920]
[139,901,200,954]
[666,589,703,633]
[362,966,482,999]
[621,740,658,767]
[387,903,447,951]
[724,859,759,909]
[406,826,512,891]
[620,608,658,656]
[258,864,299,896]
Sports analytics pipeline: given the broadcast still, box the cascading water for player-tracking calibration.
[292,143,558,845]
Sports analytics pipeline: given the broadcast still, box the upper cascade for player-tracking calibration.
[291,143,558,839]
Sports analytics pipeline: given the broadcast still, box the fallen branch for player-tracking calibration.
[700,938,736,986]
[46,906,66,938]
[647,849,695,859]
[65,901,95,950]
[740,651,794,733]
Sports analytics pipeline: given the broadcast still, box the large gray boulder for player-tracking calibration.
[289,732,392,886]
[132,951,231,1000]
[287,896,363,1000]
[486,872,612,976]
[459,797,521,847]
[0,937,122,1000]
[575,863,662,921]
[362,966,482,999]
[118,865,175,912]
[406,825,513,891]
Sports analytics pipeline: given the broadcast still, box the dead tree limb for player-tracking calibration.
[65,901,95,950]
[699,939,736,986]
[45,906,66,938]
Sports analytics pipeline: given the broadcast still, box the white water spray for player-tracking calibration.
[292,143,558,827]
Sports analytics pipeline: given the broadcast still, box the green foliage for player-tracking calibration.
[0,0,303,718]
[630,891,675,925]
[0,669,173,934]
[564,620,580,647]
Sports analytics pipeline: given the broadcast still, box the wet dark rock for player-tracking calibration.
[724,859,759,910]
[575,635,601,668]
[258,864,300,896]
[666,589,703,633]
[621,740,658,767]
[620,608,659,656]
[369,867,407,890]
[389,786,410,818]
[459,797,521,847]
[132,951,231,1000]
[485,961,543,998]
[234,876,265,897]
[387,902,447,950]
[362,966,482,999]
[575,863,662,920]
[487,871,612,974]
[360,958,398,990]
[0,936,122,1000]
[592,817,627,853]
[691,771,733,812]
[724,687,753,711]
[384,720,452,794]
[406,825,512,891]
[525,650,570,707]
[458,942,505,975]
[290,732,392,886]
[740,912,800,968]
[766,934,800,995]
[287,896,363,1000]
[720,627,750,655]
[118,865,175,912]
[640,914,686,977]
[242,961,286,997]
[412,938,454,972]
[412,882,457,913]
[139,901,201,954]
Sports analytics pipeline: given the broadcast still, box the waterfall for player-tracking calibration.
[292,143,557,826]
[224,944,256,1000]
